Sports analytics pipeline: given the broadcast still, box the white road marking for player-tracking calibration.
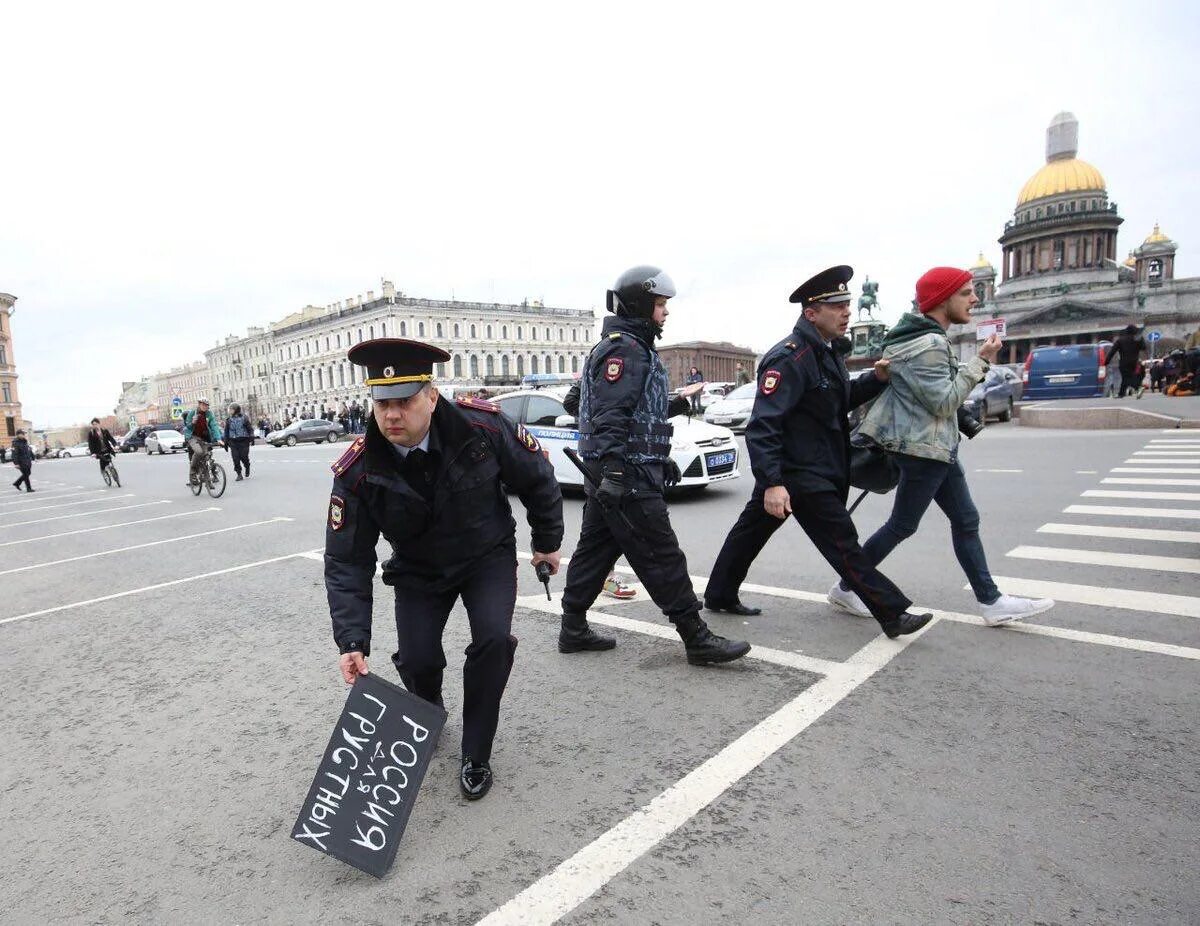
[0,493,136,514]
[1083,488,1200,500]
[475,632,922,926]
[0,518,294,576]
[0,508,220,547]
[1007,544,1200,575]
[982,576,1200,619]
[1103,477,1200,486]
[1133,450,1200,455]
[0,549,314,628]
[0,488,109,508]
[1149,439,1200,444]
[4,500,170,528]
[1074,470,1098,474]
[1118,464,1200,471]
[1037,522,1200,544]
[975,468,1023,473]
[1064,504,1200,520]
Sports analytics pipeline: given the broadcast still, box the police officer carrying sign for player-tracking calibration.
[326,339,564,800]
[557,266,751,665]
[704,266,932,639]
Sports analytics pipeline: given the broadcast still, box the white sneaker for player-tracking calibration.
[827,582,871,618]
[980,594,1054,626]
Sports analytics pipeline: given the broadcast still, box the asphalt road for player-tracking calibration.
[2,424,1197,925]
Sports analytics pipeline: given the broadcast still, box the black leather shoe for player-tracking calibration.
[460,756,493,800]
[559,613,616,653]
[881,611,934,639]
[704,597,762,616]
[677,617,752,665]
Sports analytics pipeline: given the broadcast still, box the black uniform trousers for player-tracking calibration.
[561,493,702,624]
[228,438,251,476]
[390,541,518,764]
[705,480,911,626]
[13,465,32,491]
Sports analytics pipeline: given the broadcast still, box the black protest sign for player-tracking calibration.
[292,673,447,877]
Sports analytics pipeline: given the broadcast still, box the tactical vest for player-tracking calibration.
[579,336,673,463]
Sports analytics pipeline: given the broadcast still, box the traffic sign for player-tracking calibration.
[172,396,183,406]
[1147,331,1162,342]
[171,407,183,420]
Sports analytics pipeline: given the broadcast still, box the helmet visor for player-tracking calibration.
[643,270,676,300]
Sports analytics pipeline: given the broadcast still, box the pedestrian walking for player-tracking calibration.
[10,429,34,492]
[1107,324,1147,397]
[327,339,563,800]
[557,265,750,665]
[686,365,704,414]
[223,403,254,480]
[735,361,751,387]
[849,266,1054,626]
[703,265,932,639]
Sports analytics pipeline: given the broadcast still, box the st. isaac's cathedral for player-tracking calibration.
[948,112,1199,362]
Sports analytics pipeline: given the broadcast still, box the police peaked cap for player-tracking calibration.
[789,265,854,306]
[347,338,451,399]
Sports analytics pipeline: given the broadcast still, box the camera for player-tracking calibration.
[957,405,984,440]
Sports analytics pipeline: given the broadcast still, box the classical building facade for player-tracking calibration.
[151,361,212,423]
[0,291,24,451]
[657,341,758,389]
[204,279,595,421]
[950,112,1200,362]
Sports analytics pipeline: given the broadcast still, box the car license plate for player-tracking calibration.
[706,451,736,468]
[712,416,733,424]
[1046,374,1078,384]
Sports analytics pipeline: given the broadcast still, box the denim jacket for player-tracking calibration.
[858,324,988,463]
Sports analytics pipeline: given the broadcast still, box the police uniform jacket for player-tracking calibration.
[746,317,886,498]
[324,395,563,654]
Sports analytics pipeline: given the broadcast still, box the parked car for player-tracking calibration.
[703,381,757,432]
[492,388,740,491]
[1022,342,1111,400]
[58,443,91,458]
[121,422,186,453]
[267,419,345,447]
[964,368,1019,423]
[145,429,186,454]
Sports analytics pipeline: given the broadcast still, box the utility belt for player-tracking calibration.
[579,420,673,458]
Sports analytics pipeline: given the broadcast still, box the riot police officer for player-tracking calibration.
[704,266,932,639]
[558,266,751,665]
[326,339,564,800]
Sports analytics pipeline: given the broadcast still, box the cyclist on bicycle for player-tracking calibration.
[181,397,221,487]
[86,418,119,475]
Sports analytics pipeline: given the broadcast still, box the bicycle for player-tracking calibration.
[98,452,121,488]
[188,444,227,499]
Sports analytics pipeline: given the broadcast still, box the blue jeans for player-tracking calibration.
[844,454,1001,604]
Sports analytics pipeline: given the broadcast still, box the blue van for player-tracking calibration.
[1021,342,1111,400]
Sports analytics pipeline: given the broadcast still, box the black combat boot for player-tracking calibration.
[880,611,934,639]
[676,614,751,665]
[559,612,616,653]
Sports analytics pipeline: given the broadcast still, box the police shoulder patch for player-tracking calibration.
[604,357,625,382]
[761,369,783,395]
[330,435,366,476]
[328,494,346,531]
[456,395,501,414]
[515,423,541,453]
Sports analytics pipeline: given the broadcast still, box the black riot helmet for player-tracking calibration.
[606,265,676,319]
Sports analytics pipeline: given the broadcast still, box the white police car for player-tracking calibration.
[491,385,740,490]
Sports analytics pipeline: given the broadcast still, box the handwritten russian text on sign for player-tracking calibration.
[292,673,446,877]
[976,318,1006,341]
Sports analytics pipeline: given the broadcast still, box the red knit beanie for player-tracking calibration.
[916,267,973,313]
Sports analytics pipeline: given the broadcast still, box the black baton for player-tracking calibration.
[562,447,643,539]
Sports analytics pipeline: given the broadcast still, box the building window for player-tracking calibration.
[531,355,539,374]
[454,355,463,377]
[338,365,345,387]
[487,325,493,339]
[336,334,341,348]
[381,323,387,337]
[572,329,578,341]
[358,328,363,342]
[304,342,310,356]
[486,355,496,376]
[559,328,564,341]
[349,365,356,384]
[502,325,508,339]
[517,355,525,376]
[454,323,461,337]
[544,354,552,372]
[471,324,477,338]
[399,321,406,336]
[317,369,323,389]
[325,337,330,350]
[418,322,425,337]
[1149,259,1163,282]
[436,323,443,337]
[556,355,565,373]
[470,355,480,378]
[1,383,9,403]
[517,326,523,340]
[571,355,579,373]
[0,344,6,365]
[545,327,551,340]
[502,355,510,376]
[369,326,374,339]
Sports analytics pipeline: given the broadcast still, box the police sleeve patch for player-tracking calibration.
[328,494,345,531]
[604,357,624,382]
[761,369,782,395]
[516,423,541,453]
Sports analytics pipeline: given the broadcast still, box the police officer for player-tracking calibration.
[326,339,564,800]
[703,266,932,639]
[558,266,751,665]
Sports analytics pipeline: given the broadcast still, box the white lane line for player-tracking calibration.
[0,493,137,514]
[1038,522,1200,544]
[475,632,922,926]
[0,550,314,628]
[0,488,109,508]
[5,500,171,529]
[1103,477,1200,487]
[1133,450,1200,455]
[1007,544,1200,576]
[1083,488,1200,500]
[981,576,1200,619]
[1118,465,1200,471]
[0,518,294,577]
[1148,439,1200,444]
[1075,470,1098,474]
[0,508,220,547]
[975,468,1023,473]
[1064,504,1200,521]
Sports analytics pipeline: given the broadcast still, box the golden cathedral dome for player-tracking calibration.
[1016,158,1106,206]
[971,252,993,269]
[1143,223,1170,244]
[1123,252,1136,268]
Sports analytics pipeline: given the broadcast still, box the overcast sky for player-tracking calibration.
[5,1,1198,427]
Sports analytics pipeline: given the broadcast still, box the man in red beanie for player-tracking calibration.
[847,267,1054,626]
